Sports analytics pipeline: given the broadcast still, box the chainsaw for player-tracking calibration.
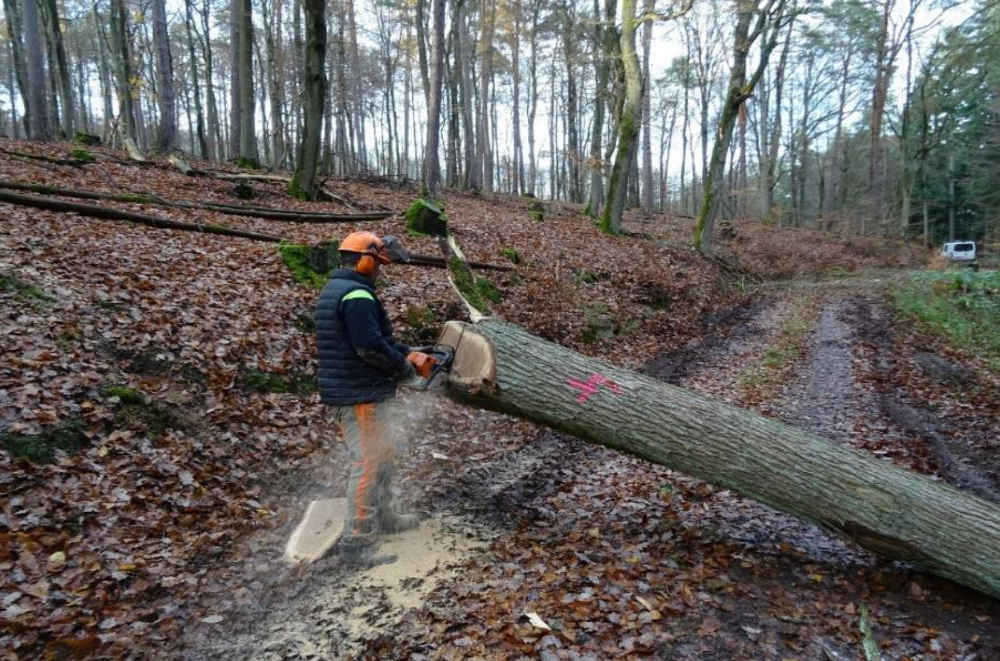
[405,345,455,390]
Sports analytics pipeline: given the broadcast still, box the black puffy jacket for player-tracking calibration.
[314,269,410,405]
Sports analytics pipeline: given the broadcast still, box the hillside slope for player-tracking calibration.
[0,140,932,656]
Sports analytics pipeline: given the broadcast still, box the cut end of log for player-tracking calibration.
[437,321,497,394]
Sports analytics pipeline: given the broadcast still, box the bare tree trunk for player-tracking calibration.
[511,0,523,195]
[760,19,791,220]
[334,1,349,175]
[229,0,241,159]
[452,0,474,189]
[526,0,540,196]
[183,0,209,158]
[476,0,496,192]
[24,0,48,138]
[346,0,365,169]
[423,0,446,199]
[237,0,257,165]
[435,318,1000,602]
[415,0,431,109]
[290,0,326,200]
[599,0,643,234]
[695,0,790,255]
[109,0,134,143]
[198,0,220,159]
[587,0,616,216]
[263,0,286,168]
[2,0,29,135]
[151,0,176,152]
[562,0,581,203]
[680,61,689,214]
[41,0,72,136]
[640,0,654,212]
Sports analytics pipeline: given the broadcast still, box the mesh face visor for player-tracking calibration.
[380,235,410,263]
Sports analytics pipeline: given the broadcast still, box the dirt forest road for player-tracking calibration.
[178,275,1000,660]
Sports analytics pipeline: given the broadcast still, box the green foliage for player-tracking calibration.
[501,248,522,264]
[73,132,101,146]
[68,148,95,163]
[279,241,332,289]
[233,182,255,199]
[740,297,819,396]
[288,175,313,201]
[406,198,449,237]
[235,156,259,170]
[1,273,56,306]
[100,384,146,405]
[527,199,545,222]
[893,270,1000,368]
[448,258,501,313]
[100,384,183,437]
[239,368,316,396]
[2,419,87,463]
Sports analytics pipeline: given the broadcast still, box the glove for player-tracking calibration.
[398,360,426,390]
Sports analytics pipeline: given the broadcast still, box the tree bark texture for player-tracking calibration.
[183,0,209,158]
[422,0,446,199]
[640,0,654,212]
[41,0,73,137]
[695,0,788,255]
[290,0,326,200]
[24,0,48,139]
[438,318,1000,601]
[599,0,640,234]
[110,0,135,143]
[2,0,29,134]
[237,0,257,165]
[152,0,176,152]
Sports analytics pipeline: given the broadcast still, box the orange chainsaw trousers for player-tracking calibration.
[335,399,402,542]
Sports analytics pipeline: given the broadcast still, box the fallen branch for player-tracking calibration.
[0,190,283,242]
[405,253,513,272]
[0,180,393,223]
[435,318,1000,600]
[0,147,88,168]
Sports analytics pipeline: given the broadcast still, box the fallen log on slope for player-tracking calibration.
[0,190,283,242]
[0,180,393,223]
[0,190,513,272]
[435,318,1000,600]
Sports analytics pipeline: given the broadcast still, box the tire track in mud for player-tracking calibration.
[180,288,999,659]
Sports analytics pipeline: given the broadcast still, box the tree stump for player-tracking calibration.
[406,198,448,237]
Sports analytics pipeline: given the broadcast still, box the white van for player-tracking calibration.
[941,241,977,262]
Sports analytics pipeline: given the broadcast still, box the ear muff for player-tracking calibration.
[356,254,376,276]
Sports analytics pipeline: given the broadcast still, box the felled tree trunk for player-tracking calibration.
[436,318,1000,600]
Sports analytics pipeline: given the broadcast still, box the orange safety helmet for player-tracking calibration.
[339,231,409,275]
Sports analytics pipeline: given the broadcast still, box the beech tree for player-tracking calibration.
[289,0,326,200]
[694,0,794,255]
[152,0,176,152]
[601,0,691,234]
[422,0,445,199]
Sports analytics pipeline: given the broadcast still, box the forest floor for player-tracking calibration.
[180,275,1000,661]
[0,139,996,660]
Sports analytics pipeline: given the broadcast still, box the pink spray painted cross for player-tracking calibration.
[567,373,622,404]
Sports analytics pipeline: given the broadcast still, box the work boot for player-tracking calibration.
[338,530,378,562]
[379,508,421,534]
